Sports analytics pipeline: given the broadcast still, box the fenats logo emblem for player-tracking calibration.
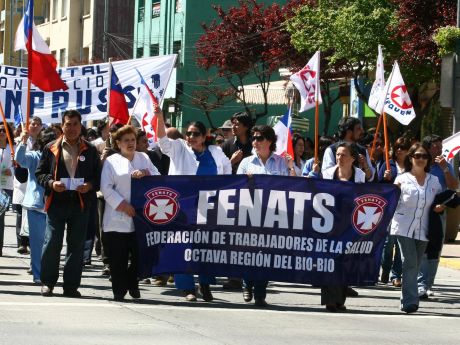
[352,194,387,235]
[144,187,180,225]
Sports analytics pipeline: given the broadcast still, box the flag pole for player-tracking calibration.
[106,58,112,125]
[314,51,320,164]
[382,112,390,171]
[0,101,16,159]
[369,114,382,161]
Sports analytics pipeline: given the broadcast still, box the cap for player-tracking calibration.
[219,119,232,129]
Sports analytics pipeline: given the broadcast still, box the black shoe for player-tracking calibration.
[401,304,418,314]
[380,271,389,284]
[254,298,268,307]
[222,278,242,290]
[243,287,253,302]
[325,304,338,312]
[346,287,359,297]
[113,294,125,302]
[17,246,29,255]
[83,259,92,266]
[199,284,214,302]
[129,288,141,299]
[41,285,53,297]
[63,289,82,298]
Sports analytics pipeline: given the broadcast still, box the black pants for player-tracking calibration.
[321,286,347,306]
[104,231,139,297]
[13,204,29,247]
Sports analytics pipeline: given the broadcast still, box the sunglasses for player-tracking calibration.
[412,153,429,160]
[186,131,202,137]
[252,136,266,142]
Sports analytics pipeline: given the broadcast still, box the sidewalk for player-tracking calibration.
[440,230,460,270]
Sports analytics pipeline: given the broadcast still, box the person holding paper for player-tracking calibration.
[35,110,101,298]
[101,125,159,301]
[15,128,56,284]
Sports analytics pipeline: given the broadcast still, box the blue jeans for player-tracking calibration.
[381,234,402,280]
[418,213,446,291]
[27,209,46,281]
[397,236,427,309]
[174,274,216,290]
[40,202,90,290]
[243,279,268,300]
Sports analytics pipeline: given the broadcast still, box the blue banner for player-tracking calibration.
[131,175,400,286]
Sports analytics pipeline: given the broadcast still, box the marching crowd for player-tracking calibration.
[0,108,458,314]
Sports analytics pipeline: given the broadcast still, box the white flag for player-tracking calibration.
[377,62,416,125]
[290,51,322,112]
[368,45,385,112]
[442,132,460,163]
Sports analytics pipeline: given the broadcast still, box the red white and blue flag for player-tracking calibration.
[133,69,160,145]
[109,66,129,124]
[14,0,68,92]
[274,105,294,157]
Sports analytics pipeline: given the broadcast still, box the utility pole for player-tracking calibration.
[103,0,109,61]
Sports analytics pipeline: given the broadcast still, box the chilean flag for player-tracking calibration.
[14,0,68,92]
[133,69,160,144]
[274,105,294,157]
[109,67,129,125]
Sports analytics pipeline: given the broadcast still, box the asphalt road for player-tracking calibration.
[0,211,459,345]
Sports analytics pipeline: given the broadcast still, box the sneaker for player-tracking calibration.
[41,285,53,297]
[167,275,175,284]
[427,289,435,297]
[243,287,253,303]
[101,265,110,276]
[139,278,151,285]
[418,286,428,299]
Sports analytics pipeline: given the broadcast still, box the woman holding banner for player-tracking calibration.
[0,123,14,257]
[101,125,159,301]
[237,125,295,307]
[321,141,365,312]
[156,107,231,302]
[390,143,443,314]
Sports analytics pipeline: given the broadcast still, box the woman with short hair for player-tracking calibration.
[101,125,160,301]
[237,125,295,307]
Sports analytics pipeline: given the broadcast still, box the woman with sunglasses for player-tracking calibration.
[390,143,443,313]
[377,137,411,287]
[0,123,14,257]
[237,125,295,307]
[156,107,231,302]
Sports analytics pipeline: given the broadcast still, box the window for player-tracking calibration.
[59,48,66,67]
[150,44,159,57]
[83,0,91,16]
[136,47,144,58]
[61,0,68,18]
[43,0,50,23]
[52,0,58,21]
[152,2,160,18]
[138,0,145,22]
[173,41,181,66]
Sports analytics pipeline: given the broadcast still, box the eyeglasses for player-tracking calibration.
[252,136,265,142]
[186,131,202,137]
[412,153,429,160]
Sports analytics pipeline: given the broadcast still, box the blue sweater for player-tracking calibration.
[14,144,45,210]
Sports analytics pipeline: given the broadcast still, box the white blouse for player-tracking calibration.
[390,172,442,241]
[101,152,159,233]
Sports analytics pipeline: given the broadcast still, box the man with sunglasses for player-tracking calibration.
[417,135,458,299]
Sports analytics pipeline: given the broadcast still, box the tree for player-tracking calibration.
[285,0,397,134]
[195,0,298,122]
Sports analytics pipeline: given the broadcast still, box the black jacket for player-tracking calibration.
[35,137,101,211]
[426,190,459,259]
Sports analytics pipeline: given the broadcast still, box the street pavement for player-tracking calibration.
[0,210,459,345]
